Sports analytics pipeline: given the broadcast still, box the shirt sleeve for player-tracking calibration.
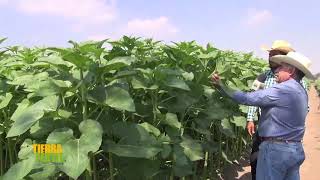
[232,86,280,107]
[246,106,257,121]
[301,79,310,112]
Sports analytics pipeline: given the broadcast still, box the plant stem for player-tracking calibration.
[80,70,88,121]
[0,134,3,176]
[7,138,14,167]
[92,153,97,180]
[80,70,90,180]
[218,128,222,171]
[202,151,209,179]
[109,153,114,180]
[151,91,158,124]
[169,169,174,180]
[85,171,91,180]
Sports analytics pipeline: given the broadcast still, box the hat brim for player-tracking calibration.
[261,46,295,53]
[270,55,315,79]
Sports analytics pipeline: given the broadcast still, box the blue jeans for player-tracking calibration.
[256,141,305,180]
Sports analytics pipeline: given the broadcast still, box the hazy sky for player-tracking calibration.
[0,0,319,73]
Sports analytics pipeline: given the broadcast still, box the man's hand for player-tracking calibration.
[210,72,221,86]
[246,121,255,136]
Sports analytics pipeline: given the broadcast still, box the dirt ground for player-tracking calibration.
[222,85,320,180]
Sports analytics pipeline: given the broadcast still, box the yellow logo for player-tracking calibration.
[32,144,64,163]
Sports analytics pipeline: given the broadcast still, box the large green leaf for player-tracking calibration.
[180,136,203,161]
[7,96,59,137]
[173,145,193,177]
[101,56,135,71]
[131,77,158,90]
[165,77,190,91]
[37,55,73,67]
[50,48,92,69]
[105,86,135,112]
[111,122,158,145]
[104,142,162,159]
[87,85,107,104]
[46,120,103,179]
[46,128,74,144]
[1,158,36,180]
[10,99,30,121]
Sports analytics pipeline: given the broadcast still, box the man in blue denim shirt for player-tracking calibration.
[211,52,314,180]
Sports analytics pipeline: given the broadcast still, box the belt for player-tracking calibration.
[260,137,302,143]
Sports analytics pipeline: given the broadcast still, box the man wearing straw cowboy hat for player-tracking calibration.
[246,40,308,180]
[210,51,314,179]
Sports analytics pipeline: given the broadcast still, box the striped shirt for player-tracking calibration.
[247,70,308,121]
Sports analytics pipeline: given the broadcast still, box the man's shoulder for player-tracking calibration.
[275,80,302,92]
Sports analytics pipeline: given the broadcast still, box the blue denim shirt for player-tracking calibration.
[231,79,308,141]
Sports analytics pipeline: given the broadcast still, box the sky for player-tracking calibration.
[0,0,319,73]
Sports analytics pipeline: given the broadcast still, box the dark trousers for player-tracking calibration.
[250,131,262,180]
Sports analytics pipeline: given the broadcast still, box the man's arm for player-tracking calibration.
[217,80,280,107]
[301,79,310,112]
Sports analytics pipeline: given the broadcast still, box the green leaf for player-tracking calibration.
[58,109,72,119]
[215,60,225,73]
[30,118,55,138]
[104,143,162,159]
[203,85,215,98]
[182,72,194,81]
[165,77,190,91]
[7,96,59,137]
[87,85,107,104]
[102,56,135,71]
[138,122,161,137]
[46,128,74,144]
[37,55,73,67]
[28,164,57,180]
[0,37,7,44]
[180,136,203,161]
[162,113,181,129]
[46,120,103,179]
[204,103,233,120]
[10,99,30,121]
[51,48,91,69]
[173,145,193,177]
[18,139,34,160]
[28,80,64,97]
[7,108,44,137]
[1,158,36,180]
[111,122,158,145]
[231,116,247,129]
[105,86,135,112]
[220,118,236,138]
[0,93,13,109]
[61,139,90,179]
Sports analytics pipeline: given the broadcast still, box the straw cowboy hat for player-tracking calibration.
[261,40,295,53]
[270,52,315,79]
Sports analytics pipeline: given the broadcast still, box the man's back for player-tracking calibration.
[258,79,308,141]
